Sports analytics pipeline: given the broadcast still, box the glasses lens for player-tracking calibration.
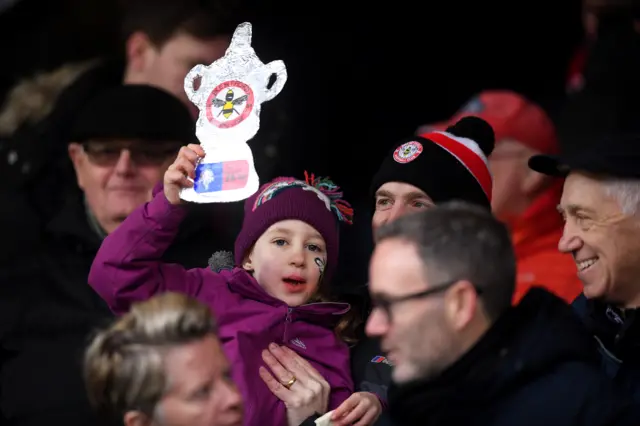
[83,142,179,166]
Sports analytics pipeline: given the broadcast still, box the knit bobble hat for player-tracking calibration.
[234,172,353,286]
[370,116,495,208]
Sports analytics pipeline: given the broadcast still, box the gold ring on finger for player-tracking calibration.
[282,376,297,389]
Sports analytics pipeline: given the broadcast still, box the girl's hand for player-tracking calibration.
[163,143,205,205]
[331,392,382,426]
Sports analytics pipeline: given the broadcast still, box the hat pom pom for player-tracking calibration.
[446,116,495,157]
[304,171,354,225]
[208,250,235,272]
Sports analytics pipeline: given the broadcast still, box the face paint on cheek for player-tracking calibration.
[314,257,326,283]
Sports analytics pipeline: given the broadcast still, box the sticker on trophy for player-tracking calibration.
[180,21,287,203]
[193,160,250,193]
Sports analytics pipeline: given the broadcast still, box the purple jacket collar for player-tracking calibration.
[221,267,350,328]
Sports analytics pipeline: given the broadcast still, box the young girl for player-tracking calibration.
[88,144,355,426]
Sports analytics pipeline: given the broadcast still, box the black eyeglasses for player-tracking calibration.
[370,280,482,323]
[82,141,181,166]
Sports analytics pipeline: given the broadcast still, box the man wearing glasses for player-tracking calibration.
[0,85,240,426]
[349,116,496,425]
[66,85,192,237]
[366,202,639,426]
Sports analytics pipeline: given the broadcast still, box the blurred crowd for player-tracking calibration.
[2,0,640,425]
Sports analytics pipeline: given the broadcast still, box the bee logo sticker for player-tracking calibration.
[206,80,254,129]
[393,141,423,164]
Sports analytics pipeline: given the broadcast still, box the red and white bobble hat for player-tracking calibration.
[370,116,495,208]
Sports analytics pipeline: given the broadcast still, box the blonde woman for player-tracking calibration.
[84,292,243,426]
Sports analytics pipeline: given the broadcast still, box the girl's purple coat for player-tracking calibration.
[88,190,353,426]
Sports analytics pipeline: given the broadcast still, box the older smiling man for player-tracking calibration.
[529,133,640,400]
[366,202,640,426]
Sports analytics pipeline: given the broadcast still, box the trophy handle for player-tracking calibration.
[184,65,206,104]
[262,60,288,102]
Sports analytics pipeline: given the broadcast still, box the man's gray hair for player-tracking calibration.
[602,177,640,215]
[375,201,516,320]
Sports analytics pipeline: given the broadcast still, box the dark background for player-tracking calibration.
[0,0,583,199]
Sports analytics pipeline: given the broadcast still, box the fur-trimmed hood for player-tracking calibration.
[0,59,99,137]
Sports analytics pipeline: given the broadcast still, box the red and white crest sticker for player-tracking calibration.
[205,80,254,129]
[393,141,423,164]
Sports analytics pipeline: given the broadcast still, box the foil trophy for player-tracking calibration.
[180,21,287,203]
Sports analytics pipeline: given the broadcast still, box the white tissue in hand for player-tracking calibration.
[314,411,334,426]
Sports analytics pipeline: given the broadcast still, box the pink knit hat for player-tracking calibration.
[234,172,353,286]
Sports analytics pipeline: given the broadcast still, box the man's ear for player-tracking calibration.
[444,280,478,332]
[68,142,86,188]
[521,169,548,197]
[124,410,152,426]
[125,31,154,75]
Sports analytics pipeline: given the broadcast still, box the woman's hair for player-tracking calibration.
[84,292,218,423]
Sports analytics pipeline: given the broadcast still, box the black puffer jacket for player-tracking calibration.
[388,288,640,426]
[0,188,242,426]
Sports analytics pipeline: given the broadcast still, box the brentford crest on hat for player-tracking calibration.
[393,141,423,164]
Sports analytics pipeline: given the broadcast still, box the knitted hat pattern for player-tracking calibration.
[234,171,353,286]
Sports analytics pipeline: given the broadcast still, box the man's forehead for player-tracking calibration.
[370,239,426,290]
[162,32,229,59]
[376,182,431,199]
[86,138,181,147]
[559,172,620,211]
[491,138,533,154]
[561,172,605,201]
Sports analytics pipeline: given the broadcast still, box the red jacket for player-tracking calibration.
[510,182,582,304]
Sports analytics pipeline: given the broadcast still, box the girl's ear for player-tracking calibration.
[241,244,256,272]
[242,254,253,272]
